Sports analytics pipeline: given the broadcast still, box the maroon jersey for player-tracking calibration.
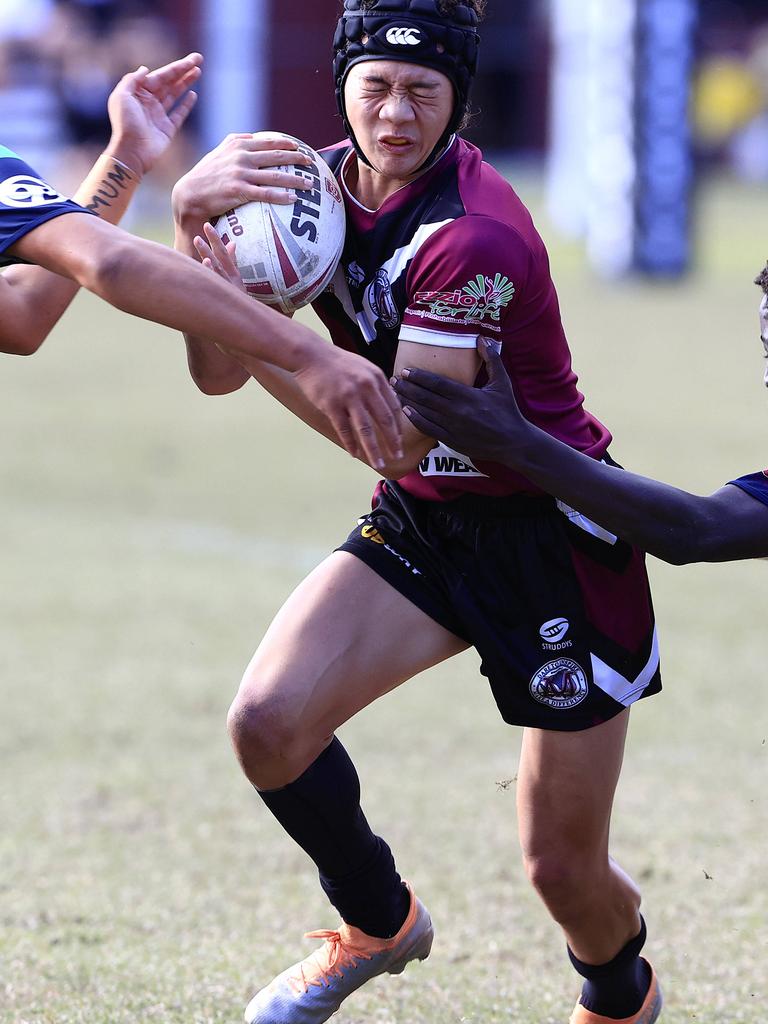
[313,137,611,501]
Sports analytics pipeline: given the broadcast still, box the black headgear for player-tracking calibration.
[333,0,481,169]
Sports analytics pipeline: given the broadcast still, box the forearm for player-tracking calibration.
[238,354,340,445]
[12,214,335,375]
[239,351,412,473]
[0,153,142,355]
[101,238,330,372]
[511,427,711,564]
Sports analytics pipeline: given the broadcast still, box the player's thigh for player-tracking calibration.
[239,550,469,736]
[517,709,631,858]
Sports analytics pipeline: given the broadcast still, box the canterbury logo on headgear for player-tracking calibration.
[386,26,422,45]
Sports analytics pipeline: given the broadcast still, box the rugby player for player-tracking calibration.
[0,57,402,470]
[392,265,768,563]
[178,3,662,1023]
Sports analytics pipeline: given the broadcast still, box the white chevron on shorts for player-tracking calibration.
[590,627,660,706]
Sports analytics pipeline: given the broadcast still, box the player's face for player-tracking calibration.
[760,293,768,386]
[344,61,454,181]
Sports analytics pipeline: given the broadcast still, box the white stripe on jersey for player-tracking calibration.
[590,627,660,707]
[353,218,456,342]
[376,218,455,289]
[399,324,479,348]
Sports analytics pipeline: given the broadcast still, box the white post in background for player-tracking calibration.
[546,0,591,240]
[547,0,637,278]
[200,0,268,152]
[584,0,637,278]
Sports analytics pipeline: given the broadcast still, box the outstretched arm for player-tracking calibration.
[393,339,768,563]
[0,54,202,355]
[7,203,402,469]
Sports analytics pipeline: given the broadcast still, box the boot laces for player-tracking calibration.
[288,929,374,994]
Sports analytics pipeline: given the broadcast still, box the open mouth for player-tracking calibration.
[379,136,414,152]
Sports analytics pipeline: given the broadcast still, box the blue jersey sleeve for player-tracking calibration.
[727,471,768,508]
[0,146,91,267]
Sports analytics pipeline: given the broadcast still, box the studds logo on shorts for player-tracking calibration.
[410,273,516,332]
[529,658,588,710]
[539,617,574,651]
[0,175,67,208]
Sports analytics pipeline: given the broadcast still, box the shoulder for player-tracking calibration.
[318,140,353,175]
[410,215,532,273]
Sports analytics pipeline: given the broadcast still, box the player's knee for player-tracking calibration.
[522,847,598,920]
[227,689,304,774]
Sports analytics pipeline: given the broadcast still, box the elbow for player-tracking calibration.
[191,375,246,397]
[1,331,46,356]
[373,451,425,480]
[372,435,435,479]
[653,508,714,566]
[188,364,249,396]
[75,240,134,300]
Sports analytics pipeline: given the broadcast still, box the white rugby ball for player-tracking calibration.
[213,133,345,315]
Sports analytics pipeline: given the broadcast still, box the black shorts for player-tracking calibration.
[338,481,661,732]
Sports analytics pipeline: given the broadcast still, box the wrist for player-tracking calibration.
[171,178,208,226]
[102,141,144,180]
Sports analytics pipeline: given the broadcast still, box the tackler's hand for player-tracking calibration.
[106,53,203,176]
[393,337,531,464]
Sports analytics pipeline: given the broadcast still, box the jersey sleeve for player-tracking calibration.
[0,146,91,267]
[400,215,531,349]
[727,470,768,508]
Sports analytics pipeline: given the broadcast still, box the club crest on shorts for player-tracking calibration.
[529,658,588,710]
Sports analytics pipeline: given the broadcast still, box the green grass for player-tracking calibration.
[1,175,767,1023]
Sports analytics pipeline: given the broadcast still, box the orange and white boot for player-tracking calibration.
[244,881,433,1024]
[569,961,662,1024]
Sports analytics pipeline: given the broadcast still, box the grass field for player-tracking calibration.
[1,175,766,1024]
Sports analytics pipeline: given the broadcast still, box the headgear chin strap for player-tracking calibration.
[333,0,480,170]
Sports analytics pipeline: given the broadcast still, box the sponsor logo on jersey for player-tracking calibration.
[346,261,366,288]
[366,268,400,330]
[361,523,422,575]
[386,27,422,46]
[529,658,589,710]
[412,273,516,328]
[418,442,488,478]
[0,174,67,209]
[539,617,573,650]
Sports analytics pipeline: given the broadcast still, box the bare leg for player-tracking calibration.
[227,550,468,937]
[516,710,641,965]
[229,551,468,790]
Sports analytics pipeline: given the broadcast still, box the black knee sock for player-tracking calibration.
[257,737,410,938]
[568,917,651,1018]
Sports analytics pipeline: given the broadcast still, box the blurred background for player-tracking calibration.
[2,5,768,1023]
[1,0,766,276]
